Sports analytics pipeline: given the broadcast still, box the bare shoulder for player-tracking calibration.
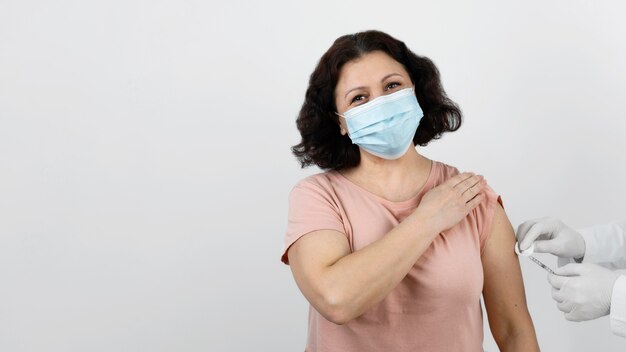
[483,204,516,254]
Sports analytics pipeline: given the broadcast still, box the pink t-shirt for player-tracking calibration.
[282,160,502,352]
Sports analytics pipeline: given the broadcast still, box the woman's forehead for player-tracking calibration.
[336,51,408,91]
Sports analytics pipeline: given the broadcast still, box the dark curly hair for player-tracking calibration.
[291,30,462,170]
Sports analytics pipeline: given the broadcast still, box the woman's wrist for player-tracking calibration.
[406,210,441,241]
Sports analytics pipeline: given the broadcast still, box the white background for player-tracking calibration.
[1,0,625,351]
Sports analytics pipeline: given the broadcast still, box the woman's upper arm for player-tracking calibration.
[482,204,539,348]
[287,230,351,314]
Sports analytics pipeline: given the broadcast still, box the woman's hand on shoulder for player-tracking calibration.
[413,172,486,234]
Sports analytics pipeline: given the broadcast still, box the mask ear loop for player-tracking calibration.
[334,112,348,136]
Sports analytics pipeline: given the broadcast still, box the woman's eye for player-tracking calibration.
[351,95,365,104]
[385,82,400,90]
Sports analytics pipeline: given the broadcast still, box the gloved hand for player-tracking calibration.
[548,263,620,321]
[516,217,586,259]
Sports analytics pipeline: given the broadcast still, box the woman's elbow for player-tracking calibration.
[492,317,539,351]
[314,290,357,325]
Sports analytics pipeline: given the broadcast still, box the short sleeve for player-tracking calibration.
[281,181,346,265]
[474,184,504,254]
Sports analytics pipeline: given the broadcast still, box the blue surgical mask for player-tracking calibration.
[338,87,423,160]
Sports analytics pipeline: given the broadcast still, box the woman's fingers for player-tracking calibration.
[452,174,485,205]
[416,171,488,233]
[465,192,485,210]
[461,177,486,203]
[454,173,483,193]
[453,174,483,190]
[447,172,476,188]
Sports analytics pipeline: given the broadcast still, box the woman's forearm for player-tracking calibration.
[314,211,439,324]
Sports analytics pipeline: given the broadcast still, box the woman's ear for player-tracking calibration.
[335,112,348,136]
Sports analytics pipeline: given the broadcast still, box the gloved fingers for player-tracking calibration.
[564,306,585,322]
[519,222,555,251]
[553,263,588,277]
[516,220,538,244]
[551,287,564,303]
[517,221,543,250]
[548,273,569,289]
[532,239,559,254]
[557,300,575,313]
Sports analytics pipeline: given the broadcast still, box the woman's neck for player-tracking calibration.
[340,147,432,202]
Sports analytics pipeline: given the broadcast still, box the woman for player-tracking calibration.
[281,30,539,351]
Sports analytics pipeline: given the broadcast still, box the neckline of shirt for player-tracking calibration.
[331,159,438,209]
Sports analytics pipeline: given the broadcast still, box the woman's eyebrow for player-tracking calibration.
[343,73,404,99]
[380,73,402,82]
[344,86,366,99]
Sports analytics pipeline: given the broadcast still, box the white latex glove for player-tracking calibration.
[516,217,586,259]
[548,263,620,321]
